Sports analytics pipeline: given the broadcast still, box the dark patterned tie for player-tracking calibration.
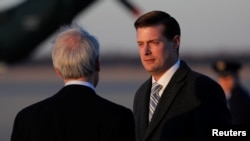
[149,82,162,122]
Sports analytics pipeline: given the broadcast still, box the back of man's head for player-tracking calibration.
[52,25,99,79]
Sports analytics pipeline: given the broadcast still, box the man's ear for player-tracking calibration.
[173,35,180,49]
[95,56,100,72]
[54,68,63,78]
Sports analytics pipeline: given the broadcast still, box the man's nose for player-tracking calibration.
[144,44,151,55]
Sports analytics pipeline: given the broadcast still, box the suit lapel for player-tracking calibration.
[144,61,190,139]
[138,78,152,135]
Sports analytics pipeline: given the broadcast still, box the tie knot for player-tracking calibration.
[151,82,162,94]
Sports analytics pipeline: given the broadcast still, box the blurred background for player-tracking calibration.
[0,0,250,141]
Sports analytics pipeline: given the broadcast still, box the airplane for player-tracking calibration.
[0,0,141,65]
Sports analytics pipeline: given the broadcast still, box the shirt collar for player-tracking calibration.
[152,59,180,96]
[65,80,95,91]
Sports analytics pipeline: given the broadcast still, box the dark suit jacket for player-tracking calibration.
[229,84,250,125]
[11,85,135,141]
[133,61,232,141]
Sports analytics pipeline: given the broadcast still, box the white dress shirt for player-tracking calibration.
[65,80,95,92]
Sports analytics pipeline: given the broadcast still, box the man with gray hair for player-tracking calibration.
[11,25,135,141]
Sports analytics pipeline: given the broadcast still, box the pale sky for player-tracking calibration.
[1,0,250,58]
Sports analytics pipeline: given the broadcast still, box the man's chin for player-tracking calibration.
[144,68,156,74]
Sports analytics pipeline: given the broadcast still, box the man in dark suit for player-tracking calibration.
[212,59,250,125]
[11,25,135,141]
[133,10,232,141]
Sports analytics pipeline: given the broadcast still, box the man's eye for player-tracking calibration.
[151,41,159,45]
[137,43,143,47]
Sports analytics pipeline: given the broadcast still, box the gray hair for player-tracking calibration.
[52,25,99,79]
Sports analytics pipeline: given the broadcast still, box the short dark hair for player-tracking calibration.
[134,10,181,41]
